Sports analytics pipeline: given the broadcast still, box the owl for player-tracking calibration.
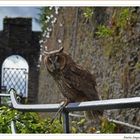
[44,47,103,120]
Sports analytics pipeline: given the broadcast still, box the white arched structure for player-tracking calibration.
[1,55,29,97]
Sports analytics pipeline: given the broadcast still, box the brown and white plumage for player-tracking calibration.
[44,47,103,120]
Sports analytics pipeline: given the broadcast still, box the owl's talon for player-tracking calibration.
[59,113,62,124]
[50,101,68,124]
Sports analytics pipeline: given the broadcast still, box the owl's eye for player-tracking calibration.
[54,55,61,63]
[56,55,60,62]
[45,57,53,72]
[58,55,66,70]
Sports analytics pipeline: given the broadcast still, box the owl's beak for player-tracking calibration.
[52,63,56,71]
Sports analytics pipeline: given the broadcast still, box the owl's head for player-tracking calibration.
[44,47,66,73]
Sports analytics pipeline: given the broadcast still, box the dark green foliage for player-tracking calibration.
[96,25,113,37]
[82,7,93,20]
[71,118,86,133]
[0,106,117,133]
[116,8,132,29]
[0,106,13,133]
[0,106,63,133]
[100,118,116,133]
[135,62,140,71]
[95,8,138,58]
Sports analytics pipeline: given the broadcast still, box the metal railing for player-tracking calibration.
[0,89,140,133]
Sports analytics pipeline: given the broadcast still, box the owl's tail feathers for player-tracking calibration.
[84,110,104,131]
[85,109,104,121]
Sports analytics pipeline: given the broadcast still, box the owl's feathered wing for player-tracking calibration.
[62,64,103,120]
[63,64,99,101]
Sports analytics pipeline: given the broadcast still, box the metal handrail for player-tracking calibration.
[0,93,10,97]
[10,92,140,112]
[10,91,140,133]
[0,90,140,133]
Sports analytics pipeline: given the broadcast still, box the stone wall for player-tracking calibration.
[0,17,41,103]
[38,7,140,132]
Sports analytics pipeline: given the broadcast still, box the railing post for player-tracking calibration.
[11,120,16,134]
[62,111,70,133]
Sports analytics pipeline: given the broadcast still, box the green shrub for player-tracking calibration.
[96,25,113,38]
[0,106,63,133]
[100,118,116,133]
[83,7,93,20]
[117,8,132,29]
